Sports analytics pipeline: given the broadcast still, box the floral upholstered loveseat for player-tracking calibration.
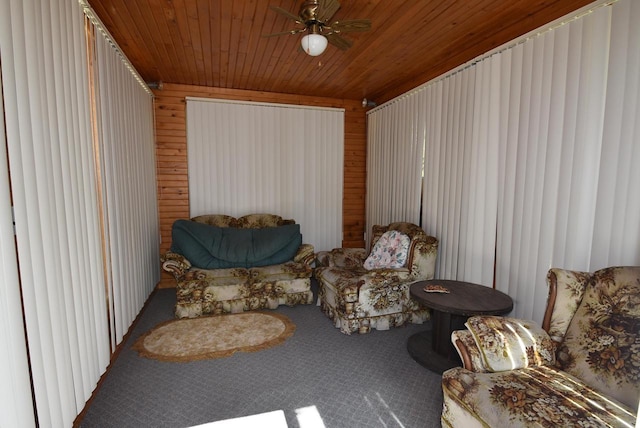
[314,222,438,334]
[161,214,314,318]
[441,266,640,427]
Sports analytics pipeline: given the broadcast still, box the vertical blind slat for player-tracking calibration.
[0,44,37,428]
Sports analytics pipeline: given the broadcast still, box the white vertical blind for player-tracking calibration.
[369,59,500,284]
[590,0,640,266]
[0,0,110,425]
[495,5,614,320]
[374,0,638,322]
[417,62,500,285]
[0,60,37,428]
[368,59,500,281]
[186,98,343,252]
[366,96,425,246]
[93,22,160,346]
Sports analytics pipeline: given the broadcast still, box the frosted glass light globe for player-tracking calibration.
[301,33,328,56]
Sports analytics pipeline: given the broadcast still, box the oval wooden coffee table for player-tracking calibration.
[407,279,513,373]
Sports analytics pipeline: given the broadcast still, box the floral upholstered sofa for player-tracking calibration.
[314,222,438,334]
[161,214,314,318]
[441,266,640,427]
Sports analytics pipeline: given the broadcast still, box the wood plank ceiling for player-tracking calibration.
[88,0,594,104]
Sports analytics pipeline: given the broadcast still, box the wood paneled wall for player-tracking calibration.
[154,83,366,286]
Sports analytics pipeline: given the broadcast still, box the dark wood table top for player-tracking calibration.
[410,279,513,317]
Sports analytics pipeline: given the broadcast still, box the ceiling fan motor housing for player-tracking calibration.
[300,0,322,23]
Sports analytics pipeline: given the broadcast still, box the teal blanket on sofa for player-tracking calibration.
[170,219,302,269]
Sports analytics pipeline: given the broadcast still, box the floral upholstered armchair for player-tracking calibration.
[314,222,438,334]
[441,266,640,428]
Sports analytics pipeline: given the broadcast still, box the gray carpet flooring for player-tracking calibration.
[79,282,444,428]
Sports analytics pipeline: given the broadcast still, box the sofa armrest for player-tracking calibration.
[161,251,191,278]
[316,248,368,268]
[294,244,315,266]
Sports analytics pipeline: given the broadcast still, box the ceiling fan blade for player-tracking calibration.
[330,19,371,33]
[326,32,352,50]
[262,28,305,38]
[317,0,341,23]
[268,5,302,23]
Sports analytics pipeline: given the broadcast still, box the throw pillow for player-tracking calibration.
[466,315,556,372]
[555,266,640,409]
[363,230,410,270]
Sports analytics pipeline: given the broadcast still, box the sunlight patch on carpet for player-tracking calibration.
[133,312,295,362]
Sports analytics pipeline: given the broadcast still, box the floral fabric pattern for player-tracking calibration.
[363,230,410,269]
[316,248,368,269]
[466,316,556,372]
[556,266,640,409]
[546,268,591,343]
[234,213,293,228]
[189,214,237,227]
[441,266,640,427]
[442,365,636,428]
[314,222,438,334]
[451,330,487,372]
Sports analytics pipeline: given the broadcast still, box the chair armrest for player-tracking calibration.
[294,244,315,266]
[316,248,368,268]
[358,268,411,284]
[451,330,488,372]
[463,316,557,372]
[408,236,438,280]
[544,268,590,343]
[161,251,191,278]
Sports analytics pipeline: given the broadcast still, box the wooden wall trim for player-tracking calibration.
[154,83,366,286]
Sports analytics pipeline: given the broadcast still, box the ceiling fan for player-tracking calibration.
[264,0,371,56]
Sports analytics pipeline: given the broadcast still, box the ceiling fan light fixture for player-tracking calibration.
[301,33,328,56]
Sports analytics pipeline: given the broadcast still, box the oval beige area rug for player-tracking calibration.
[133,311,295,362]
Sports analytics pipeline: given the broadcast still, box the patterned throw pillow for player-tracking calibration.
[466,316,556,372]
[363,230,410,270]
[556,266,640,409]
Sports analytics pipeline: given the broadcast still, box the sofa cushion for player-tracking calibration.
[364,230,410,269]
[235,213,292,228]
[190,267,251,285]
[249,262,312,282]
[170,220,302,269]
[466,316,556,372]
[556,266,640,409]
[191,214,237,227]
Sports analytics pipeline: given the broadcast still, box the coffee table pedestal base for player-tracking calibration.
[407,330,459,374]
